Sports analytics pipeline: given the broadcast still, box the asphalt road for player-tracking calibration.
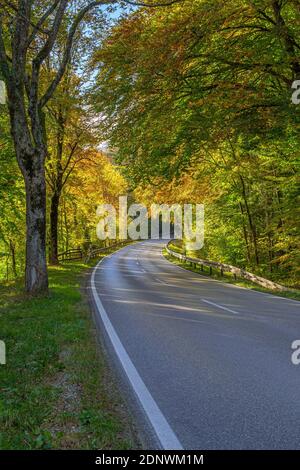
[91,240,300,450]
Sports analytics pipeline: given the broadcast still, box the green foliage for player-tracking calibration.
[92,0,300,286]
[0,74,127,278]
[0,107,25,279]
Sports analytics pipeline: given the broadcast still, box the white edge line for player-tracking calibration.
[202,298,239,315]
[91,255,183,451]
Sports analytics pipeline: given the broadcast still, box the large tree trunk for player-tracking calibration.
[8,104,49,294]
[24,161,48,294]
[49,191,60,265]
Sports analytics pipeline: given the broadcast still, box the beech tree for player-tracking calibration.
[0,0,181,294]
[92,0,300,285]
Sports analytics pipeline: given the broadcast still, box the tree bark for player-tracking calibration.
[7,99,49,293]
[9,239,17,278]
[239,175,259,266]
[49,191,60,265]
[63,198,70,253]
[24,161,48,293]
[239,202,251,263]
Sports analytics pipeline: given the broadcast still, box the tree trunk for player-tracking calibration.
[24,164,48,294]
[239,203,251,263]
[63,199,69,253]
[268,234,273,273]
[239,175,259,265]
[49,191,60,265]
[9,239,17,278]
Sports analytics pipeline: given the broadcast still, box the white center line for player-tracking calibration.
[202,298,240,315]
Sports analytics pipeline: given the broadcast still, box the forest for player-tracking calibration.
[0,0,299,292]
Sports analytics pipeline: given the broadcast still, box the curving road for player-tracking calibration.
[91,240,300,450]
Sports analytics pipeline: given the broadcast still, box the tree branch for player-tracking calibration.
[123,0,184,6]
[33,0,68,67]
[61,141,80,177]
[0,15,11,82]
[27,0,61,47]
[2,0,50,34]
[39,0,184,108]
[39,0,111,108]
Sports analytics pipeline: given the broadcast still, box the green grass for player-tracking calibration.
[163,248,300,302]
[0,249,138,450]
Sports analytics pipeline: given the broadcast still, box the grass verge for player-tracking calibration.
[0,249,139,450]
[163,248,300,302]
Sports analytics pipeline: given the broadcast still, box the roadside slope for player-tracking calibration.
[0,259,138,450]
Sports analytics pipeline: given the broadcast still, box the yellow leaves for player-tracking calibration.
[67,150,127,206]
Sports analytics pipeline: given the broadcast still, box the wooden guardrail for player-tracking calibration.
[58,248,83,262]
[166,241,290,292]
[84,241,129,262]
[58,241,130,263]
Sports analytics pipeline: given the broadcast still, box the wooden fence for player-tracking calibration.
[58,248,83,262]
[58,241,129,263]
